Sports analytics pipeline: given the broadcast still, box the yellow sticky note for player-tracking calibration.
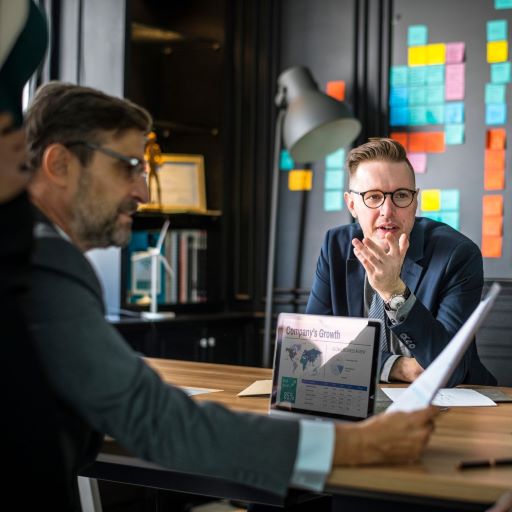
[408,46,427,66]
[421,189,441,211]
[427,43,446,64]
[288,169,313,191]
[487,41,508,63]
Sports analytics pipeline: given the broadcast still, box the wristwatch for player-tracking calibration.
[384,287,411,311]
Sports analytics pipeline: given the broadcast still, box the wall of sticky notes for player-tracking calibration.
[391,0,512,279]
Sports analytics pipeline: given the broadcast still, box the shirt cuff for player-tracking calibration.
[290,419,335,492]
[380,354,403,382]
[385,292,416,325]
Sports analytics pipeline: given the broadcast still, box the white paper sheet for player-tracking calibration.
[382,387,497,407]
[237,380,272,396]
[181,387,222,396]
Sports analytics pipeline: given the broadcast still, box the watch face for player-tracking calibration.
[389,295,406,310]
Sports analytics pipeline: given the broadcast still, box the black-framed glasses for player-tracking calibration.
[349,188,417,209]
[66,140,146,180]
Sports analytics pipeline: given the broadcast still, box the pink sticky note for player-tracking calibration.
[445,63,465,100]
[446,42,465,64]
[407,152,427,173]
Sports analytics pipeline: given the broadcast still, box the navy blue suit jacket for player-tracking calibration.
[306,217,496,386]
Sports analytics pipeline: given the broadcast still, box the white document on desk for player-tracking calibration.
[181,387,222,396]
[382,387,497,407]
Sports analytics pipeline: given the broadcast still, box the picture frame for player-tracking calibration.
[142,153,207,213]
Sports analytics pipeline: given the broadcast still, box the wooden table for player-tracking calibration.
[80,358,512,511]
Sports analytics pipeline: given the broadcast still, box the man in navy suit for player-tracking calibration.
[307,138,495,386]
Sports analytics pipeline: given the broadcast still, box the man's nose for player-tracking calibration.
[379,194,395,214]
[132,174,149,204]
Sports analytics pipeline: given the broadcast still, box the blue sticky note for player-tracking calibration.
[485,83,506,104]
[390,107,409,126]
[325,148,345,169]
[409,66,427,85]
[422,212,443,222]
[445,124,465,145]
[486,103,507,124]
[445,102,465,123]
[280,150,294,170]
[427,105,445,124]
[409,106,427,125]
[408,86,427,105]
[426,85,445,104]
[491,62,511,83]
[389,86,409,107]
[441,189,460,210]
[439,211,460,230]
[408,25,428,46]
[495,0,512,9]
[324,190,343,212]
[324,170,344,190]
[390,66,408,86]
[487,20,508,41]
[426,65,445,85]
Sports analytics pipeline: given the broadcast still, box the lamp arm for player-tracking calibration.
[263,108,286,367]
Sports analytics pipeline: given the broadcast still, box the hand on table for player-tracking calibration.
[390,356,424,383]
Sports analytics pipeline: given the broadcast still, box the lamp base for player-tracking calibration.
[141,311,176,320]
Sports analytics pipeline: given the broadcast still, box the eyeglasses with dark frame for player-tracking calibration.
[349,188,417,209]
[65,140,146,180]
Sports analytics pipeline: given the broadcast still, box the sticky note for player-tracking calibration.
[407,152,427,173]
[409,132,428,152]
[326,148,345,169]
[426,85,445,105]
[288,170,313,191]
[408,25,428,46]
[409,46,427,66]
[487,128,506,149]
[408,86,427,106]
[426,131,445,152]
[483,195,504,216]
[326,80,346,101]
[280,150,294,170]
[445,64,465,100]
[490,62,511,83]
[324,190,343,211]
[445,124,465,145]
[421,189,441,211]
[484,168,505,190]
[409,66,427,85]
[426,65,445,85]
[426,105,445,124]
[485,149,506,172]
[481,235,502,258]
[390,107,409,126]
[390,66,408,86]
[486,103,507,124]
[496,0,512,8]
[445,102,465,123]
[482,215,503,236]
[445,42,465,64]
[409,106,427,125]
[389,86,409,107]
[427,44,446,65]
[485,83,506,104]
[487,20,508,41]
[423,212,443,222]
[441,189,460,210]
[324,170,344,190]
[390,132,408,149]
[439,211,460,230]
[487,41,508,63]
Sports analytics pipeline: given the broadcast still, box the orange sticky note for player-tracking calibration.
[482,215,503,237]
[487,129,506,150]
[326,80,346,101]
[484,168,505,190]
[425,132,445,153]
[288,169,313,191]
[409,132,428,152]
[482,195,504,216]
[481,235,503,258]
[485,149,506,172]
[390,132,408,149]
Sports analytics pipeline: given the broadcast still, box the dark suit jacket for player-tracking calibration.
[306,217,496,387]
[27,209,299,497]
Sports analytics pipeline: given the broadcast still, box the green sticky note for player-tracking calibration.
[427,105,445,124]
[441,189,460,210]
[426,65,445,85]
[439,211,460,230]
[426,85,445,104]
[445,124,465,144]
[409,86,427,105]
[491,62,511,83]
[280,149,294,170]
[409,106,428,125]
[487,20,508,41]
[495,0,512,9]
[324,190,343,211]
[324,170,344,190]
[485,83,506,103]
[409,66,427,85]
[325,148,345,169]
[390,66,408,86]
[408,25,428,46]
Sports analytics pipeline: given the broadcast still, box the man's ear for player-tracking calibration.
[344,191,357,219]
[40,143,76,186]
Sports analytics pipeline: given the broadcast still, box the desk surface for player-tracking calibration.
[95,358,512,507]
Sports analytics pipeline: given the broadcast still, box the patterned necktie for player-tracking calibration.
[368,290,389,353]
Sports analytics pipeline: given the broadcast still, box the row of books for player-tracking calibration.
[126,229,207,305]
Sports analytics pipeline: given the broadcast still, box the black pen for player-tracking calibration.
[457,458,512,470]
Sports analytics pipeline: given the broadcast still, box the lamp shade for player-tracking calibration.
[278,67,361,163]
